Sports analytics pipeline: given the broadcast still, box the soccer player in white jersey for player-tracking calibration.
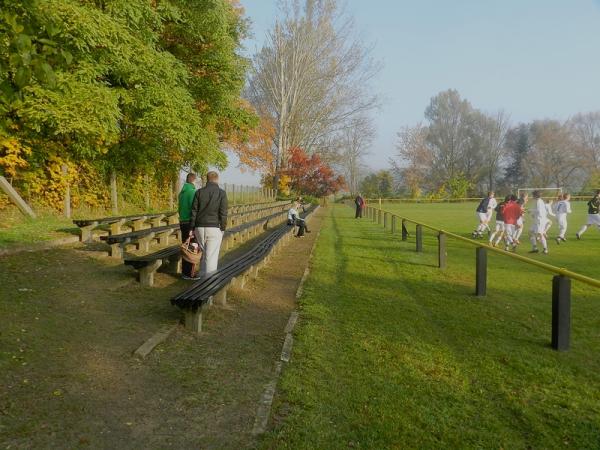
[489,195,509,247]
[555,193,572,244]
[472,192,496,238]
[576,190,600,239]
[543,198,556,236]
[528,190,549,254]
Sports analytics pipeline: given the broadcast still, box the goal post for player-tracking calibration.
[517,187,563,200]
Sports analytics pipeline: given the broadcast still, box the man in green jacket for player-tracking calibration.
[178,173,198,279]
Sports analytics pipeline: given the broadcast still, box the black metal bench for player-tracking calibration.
[171,205,318,333]
[123,209,290,286]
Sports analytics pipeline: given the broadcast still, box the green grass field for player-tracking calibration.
[261,204,600,449]
[380,200,600,280]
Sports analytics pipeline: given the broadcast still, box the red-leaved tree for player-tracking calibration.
[285,147,346,196]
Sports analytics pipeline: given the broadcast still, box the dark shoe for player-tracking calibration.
[528,249,539,254]
[576,233,581,240]
[182,274,202,280]
[555,238,560,245]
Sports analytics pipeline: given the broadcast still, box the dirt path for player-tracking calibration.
[0,208,324,449]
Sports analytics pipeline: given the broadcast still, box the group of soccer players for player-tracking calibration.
[472,189,600,254]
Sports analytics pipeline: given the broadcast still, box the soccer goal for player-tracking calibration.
[517,187,563,200]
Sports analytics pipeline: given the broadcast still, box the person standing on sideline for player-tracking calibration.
[178,173,199,279]
[188,171,228,277]
[555,193,572,244]
[354,193,365,218]
[576,190,600,239]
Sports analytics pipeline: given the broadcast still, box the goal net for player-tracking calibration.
[517,187,563,200]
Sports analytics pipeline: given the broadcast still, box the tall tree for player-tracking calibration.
[338,115,374,194]
[477,110,510,191]
[390,123,432,197]
[424,89,480,187]
[247,0,379,186]
[503,123,532,189]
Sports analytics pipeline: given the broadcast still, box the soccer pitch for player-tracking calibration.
[261,204,600,449]
[379,200,600,280]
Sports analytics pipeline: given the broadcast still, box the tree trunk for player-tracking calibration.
[169,178,174,210]
[144,173,150,210]
[110,170,118,215]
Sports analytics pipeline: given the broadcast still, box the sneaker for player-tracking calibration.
[514,239,521,245]
[576,233,581,240]
[504,246,509,251]
[182,274,202,280]
[562,237,567,242]
[555,237,560,245]
[305,230,312,233]
[542,249,548,255]
[511,245,518,252]
[528,249,539,254]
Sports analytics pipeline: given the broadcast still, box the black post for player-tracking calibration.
[402,220,408,241]
[416,225,423,252]
[475,247,487,296]
[438,232,447,269]
[551,275,571,351]
[383,212,388,229]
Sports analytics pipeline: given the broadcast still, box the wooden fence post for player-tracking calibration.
[62,164,71,218]
[552,275,571,351]
[475,247,487,296]
[383,212,388,229]
[416,225,423,252]
[402,219,408,241]
[438,232,447,269]
[391,216,397,233]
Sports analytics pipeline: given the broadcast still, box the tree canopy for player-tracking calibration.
[0,0,256,211]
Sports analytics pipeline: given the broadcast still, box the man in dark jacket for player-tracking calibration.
[355,193,364,218]
[178,172,198,279]
[188,171,228,276]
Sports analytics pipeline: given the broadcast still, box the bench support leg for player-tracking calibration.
[139,260,162,287]
[184,307,202,334]
[167,256,182,274]
[213,287,227,306]
[80,225,96,243]
[110,219,126,236]
[109,243,123,259]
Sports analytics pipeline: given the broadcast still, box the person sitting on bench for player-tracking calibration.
[288,202,311,237]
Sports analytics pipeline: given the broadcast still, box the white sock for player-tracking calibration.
[540,236,547,250]
[529,234,537,248]
[578,225,588,235]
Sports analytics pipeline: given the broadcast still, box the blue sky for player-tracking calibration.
[222,0,600,185]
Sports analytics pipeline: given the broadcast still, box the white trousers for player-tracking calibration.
[557,213,568,238]
[193,227,223,276]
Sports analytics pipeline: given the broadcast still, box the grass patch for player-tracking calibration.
[0,206,78,248]
[261,204,600,449]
